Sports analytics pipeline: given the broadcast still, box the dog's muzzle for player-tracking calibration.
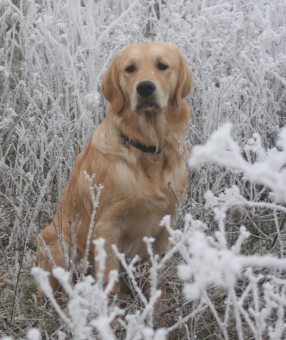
[135,80,160,112]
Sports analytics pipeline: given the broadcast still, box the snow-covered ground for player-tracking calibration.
[1,0,286,339]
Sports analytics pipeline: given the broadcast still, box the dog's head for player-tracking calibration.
[101,42,192,115]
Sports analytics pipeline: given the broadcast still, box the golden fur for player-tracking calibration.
[36,42,192,292]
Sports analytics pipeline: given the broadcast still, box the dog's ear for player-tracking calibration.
[101,57,124,115]
[175,51,192,107]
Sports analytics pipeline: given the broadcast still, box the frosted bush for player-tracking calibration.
[31,239,168,340]
[182,124,286,339]
[189,123,286,203]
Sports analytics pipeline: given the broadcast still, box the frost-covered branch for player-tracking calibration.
[189,123,286,203]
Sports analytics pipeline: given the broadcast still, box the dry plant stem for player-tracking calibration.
[166,302,207,334]
[143,237,161,327]
[94,238,107,290]
[112,246,148,306]
[242,211,273,241]
[82,173,103,277]
[270,216,286,252]
[44,289,72,328]
[229,287,244,340]
[9,234,26,324]
[273,209,284,257]
[202,291,229,340]
[38,235,57,269]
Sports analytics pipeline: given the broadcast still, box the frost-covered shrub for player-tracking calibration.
[182,125,286,339]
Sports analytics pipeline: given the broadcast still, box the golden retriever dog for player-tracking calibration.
[36,42,192,294]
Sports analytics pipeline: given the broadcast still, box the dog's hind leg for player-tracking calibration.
[36,224,75,293]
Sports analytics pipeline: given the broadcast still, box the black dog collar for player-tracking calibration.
[121,133,161,154]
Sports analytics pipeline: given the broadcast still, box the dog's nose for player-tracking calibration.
[136,81,156,97]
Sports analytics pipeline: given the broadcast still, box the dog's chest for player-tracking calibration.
[113,157,186,225]
[115,157,182,203]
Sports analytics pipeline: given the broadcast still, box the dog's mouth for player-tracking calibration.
[135,99,160,113]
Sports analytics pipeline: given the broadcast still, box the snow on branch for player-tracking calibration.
[189,123,286,202]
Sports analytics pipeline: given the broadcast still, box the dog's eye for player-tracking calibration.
[125,65,136,73]
[157,62,169,71]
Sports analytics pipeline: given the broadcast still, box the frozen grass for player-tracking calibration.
[1,0,286,339]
